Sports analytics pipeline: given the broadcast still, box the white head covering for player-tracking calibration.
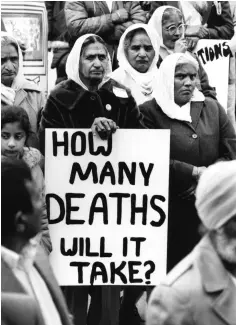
[195,161,236,230]
[110,24,160,105]
[66,34,112,90]
[1,32,28,105]
[153,52,205,122]
[148,5,184,59]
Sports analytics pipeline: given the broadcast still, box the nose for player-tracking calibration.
[175,27,181,37]
[8,137,16,148]
[93,58,102,68]
[5,59,14,71]
[138,48,146,58]
[184,76,192,87]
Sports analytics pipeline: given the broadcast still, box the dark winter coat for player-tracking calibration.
[39,79,145,154]
[140,97,236,270]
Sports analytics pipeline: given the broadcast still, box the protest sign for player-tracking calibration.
[45,129,170,285]
[194,39,231,110]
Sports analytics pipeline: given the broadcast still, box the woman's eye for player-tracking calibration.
[131,46,140,51]
[1,133,9,140]
[15,134,24,140]
[99,55,106,61]
[145,46,154,52]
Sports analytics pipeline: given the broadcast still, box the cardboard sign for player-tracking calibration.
[45,129,170,285]
[194,39,231,110]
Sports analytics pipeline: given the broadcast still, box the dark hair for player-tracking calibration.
[1,106,32,143]
[80,35,108,56]
[1,157,33,239]
[124,28,148,53]
[162,7,183,25]
[1,35,19,55]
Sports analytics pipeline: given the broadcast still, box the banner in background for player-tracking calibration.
[194,39,231,110]
[46,129,170,285]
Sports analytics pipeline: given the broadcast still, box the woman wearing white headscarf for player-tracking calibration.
[140,52,236,271]
[148,5,217,99]
[39,33,145,155]
[110,23,160,105]
[1,32,45,149]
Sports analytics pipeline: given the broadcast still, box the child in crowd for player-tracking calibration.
[1,105,52,254]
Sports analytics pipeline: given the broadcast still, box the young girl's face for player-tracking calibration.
[1,122,27,158]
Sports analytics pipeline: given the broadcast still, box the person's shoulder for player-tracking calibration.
[21,79,42,93]
[103,79,132,99]
[163,251,196,288]
[202,97,223,114]
[49,79,78,98]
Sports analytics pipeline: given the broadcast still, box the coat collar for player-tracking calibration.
[14,80,40,106]
[196,235,236,325]
[183,101,204,132]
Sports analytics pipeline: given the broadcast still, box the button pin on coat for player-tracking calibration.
[106,104,112,111]
[192,134,198,139]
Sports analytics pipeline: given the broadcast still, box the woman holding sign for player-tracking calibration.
[140,52,236,271]
[148,5,217,100]
[39,34,145,155]
[39,33,145,325]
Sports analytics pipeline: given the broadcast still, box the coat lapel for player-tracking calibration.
[34,248,72,325]
[1,259,26,293]
[14,89,28,106]
[190,101,203,130]
[197,236,236,325]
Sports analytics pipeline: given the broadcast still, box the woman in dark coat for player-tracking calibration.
[39,34,145,325]
[140,52,236,271]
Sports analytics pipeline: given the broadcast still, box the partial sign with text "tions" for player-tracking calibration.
[45,129,170,285]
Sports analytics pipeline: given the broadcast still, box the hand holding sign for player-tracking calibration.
[91,117,119,140]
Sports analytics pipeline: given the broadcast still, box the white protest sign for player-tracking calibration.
[45,129,170,285]
[194,39,231,110]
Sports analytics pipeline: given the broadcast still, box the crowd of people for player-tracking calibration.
[1,1,236,325]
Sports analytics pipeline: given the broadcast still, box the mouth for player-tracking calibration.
[4,150,18,157]
[2,73,15,76]
[137,60,148,64]
[181,89,192,95]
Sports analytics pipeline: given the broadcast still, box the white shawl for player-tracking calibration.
[110,24,160,105]
[1,32,28,105]
[153,53,204,122]
[66,34,112,90]
[148,5,183,60]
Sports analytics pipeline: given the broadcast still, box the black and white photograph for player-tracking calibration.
[1,1,236,325]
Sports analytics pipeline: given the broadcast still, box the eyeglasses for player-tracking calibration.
[165,24,186,36]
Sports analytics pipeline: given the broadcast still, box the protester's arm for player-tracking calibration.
[111,2,146,41]
[218,101,236,161]
[207,1,234,40]
[65,1,127,41]
[31,165,52,255]
[147,285,193,325]
[195,56,217,100]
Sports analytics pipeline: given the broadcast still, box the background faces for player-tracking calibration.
[79,42,108,86]
[174,63,197,106]
[162,12,184,50]
[1,44,19,87]
[126,31,155,73]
